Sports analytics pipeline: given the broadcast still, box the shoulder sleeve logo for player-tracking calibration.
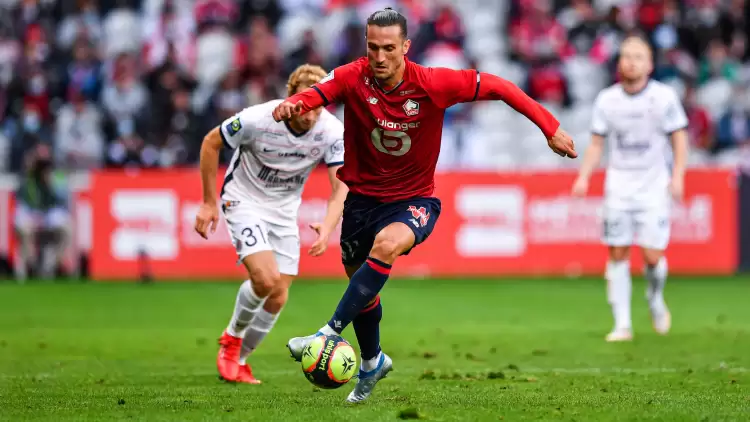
[226,117,242,136]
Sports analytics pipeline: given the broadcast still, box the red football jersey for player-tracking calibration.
[288,57,559,202]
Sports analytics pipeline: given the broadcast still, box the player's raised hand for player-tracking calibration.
[308,223,330,257]
[194,202,219,240]
[548,128,578,158]
[571,176,589,197]
[272,100,304,122]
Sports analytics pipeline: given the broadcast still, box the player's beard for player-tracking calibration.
[373,58,404,87]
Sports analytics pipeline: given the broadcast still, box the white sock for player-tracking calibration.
[606,260,632,332]
[361,351,382,372]
[226,280,265,338]
[318,324,337,336]
[645,257,668,312]
[239,308,281,364]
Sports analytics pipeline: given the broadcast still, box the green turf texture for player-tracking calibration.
[0,276,748,421]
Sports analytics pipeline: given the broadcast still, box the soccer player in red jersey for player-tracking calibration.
[275,8,577,402]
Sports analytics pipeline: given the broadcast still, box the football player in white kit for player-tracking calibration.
[194,64,348,383]
[572,36,689,342]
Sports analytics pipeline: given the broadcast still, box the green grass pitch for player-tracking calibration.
[0,276,748,421]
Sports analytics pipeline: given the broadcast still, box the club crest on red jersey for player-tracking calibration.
[407,205,430,227]
[402,99,420,116]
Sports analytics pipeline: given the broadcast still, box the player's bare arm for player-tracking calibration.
[669,129,689,201]
[309,164,349,257]
[195,127,222,239]
[572,134,605,196]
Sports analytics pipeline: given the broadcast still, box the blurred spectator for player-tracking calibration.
[101,54,149,126]
[153,85,201,166]
[714,86,750,154]
[107,120,150,167]
[330,20,365,68]
[510,0,569,64]
[54,87,104,169]
[56,0,102,51]
[285,28,323,75]
[718,0,749,61]
[10,102,51,172]
[410,4,464,61]
[238,0,283,30]
[102,4,141,57]
[0,25,21,86]
[142,0,195,72]
[64,38,102,101]
[698,39,740,85]
[562,0,603,59]
[13,143,71,281]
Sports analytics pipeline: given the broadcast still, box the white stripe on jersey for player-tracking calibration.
[219,99,345,226]
[591,80,688,211]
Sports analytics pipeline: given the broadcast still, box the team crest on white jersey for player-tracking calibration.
[367,96,378,105]
[403,99,419,116]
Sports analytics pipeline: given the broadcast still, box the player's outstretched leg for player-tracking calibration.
[287,256,391,361]
[288,223,414,365]
[348,295,391,403]
[643,252,670,335]
[605,247,633,342]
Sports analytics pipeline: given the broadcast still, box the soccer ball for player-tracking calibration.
[301,335,357,389]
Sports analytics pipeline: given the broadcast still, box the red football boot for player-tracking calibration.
[236,364,261,384]
[217,332,242,382]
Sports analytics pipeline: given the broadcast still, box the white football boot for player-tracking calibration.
[605,329,633,342]
[287,332,323,362]
[346,353,393,403]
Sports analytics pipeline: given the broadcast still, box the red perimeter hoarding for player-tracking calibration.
[86,168,737,280]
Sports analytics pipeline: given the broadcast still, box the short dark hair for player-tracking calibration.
[366,7,407,38]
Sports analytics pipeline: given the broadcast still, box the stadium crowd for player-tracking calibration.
[0,0,748,174]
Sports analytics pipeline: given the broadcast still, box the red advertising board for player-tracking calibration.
[88,169,738,280]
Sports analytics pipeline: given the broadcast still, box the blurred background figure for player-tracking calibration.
[13,143,71,282]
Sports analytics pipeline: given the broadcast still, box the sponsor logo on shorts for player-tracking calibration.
[408,205,430,228]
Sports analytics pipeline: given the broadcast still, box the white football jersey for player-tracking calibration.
[219,99,344,226]
[591,80,688,210]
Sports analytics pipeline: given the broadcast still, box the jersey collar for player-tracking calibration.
[371,57,409,95]
[621,79,651,97]
[284,120,309,138]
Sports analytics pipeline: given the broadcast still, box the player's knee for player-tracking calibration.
[264,288,288,314]
[642,250,663,267]
[608,246,629,262]
[249,268,281,297]
[370,236,402,263]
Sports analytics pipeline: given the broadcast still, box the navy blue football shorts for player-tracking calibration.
[339,193,441,267]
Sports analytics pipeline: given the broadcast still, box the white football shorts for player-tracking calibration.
[223,203,301,276]
[602,207,671,250]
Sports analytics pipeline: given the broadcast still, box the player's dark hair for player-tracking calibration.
[366,7,408,38]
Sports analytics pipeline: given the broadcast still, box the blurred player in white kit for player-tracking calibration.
[194,64,347,383]
[572,36,689,342]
